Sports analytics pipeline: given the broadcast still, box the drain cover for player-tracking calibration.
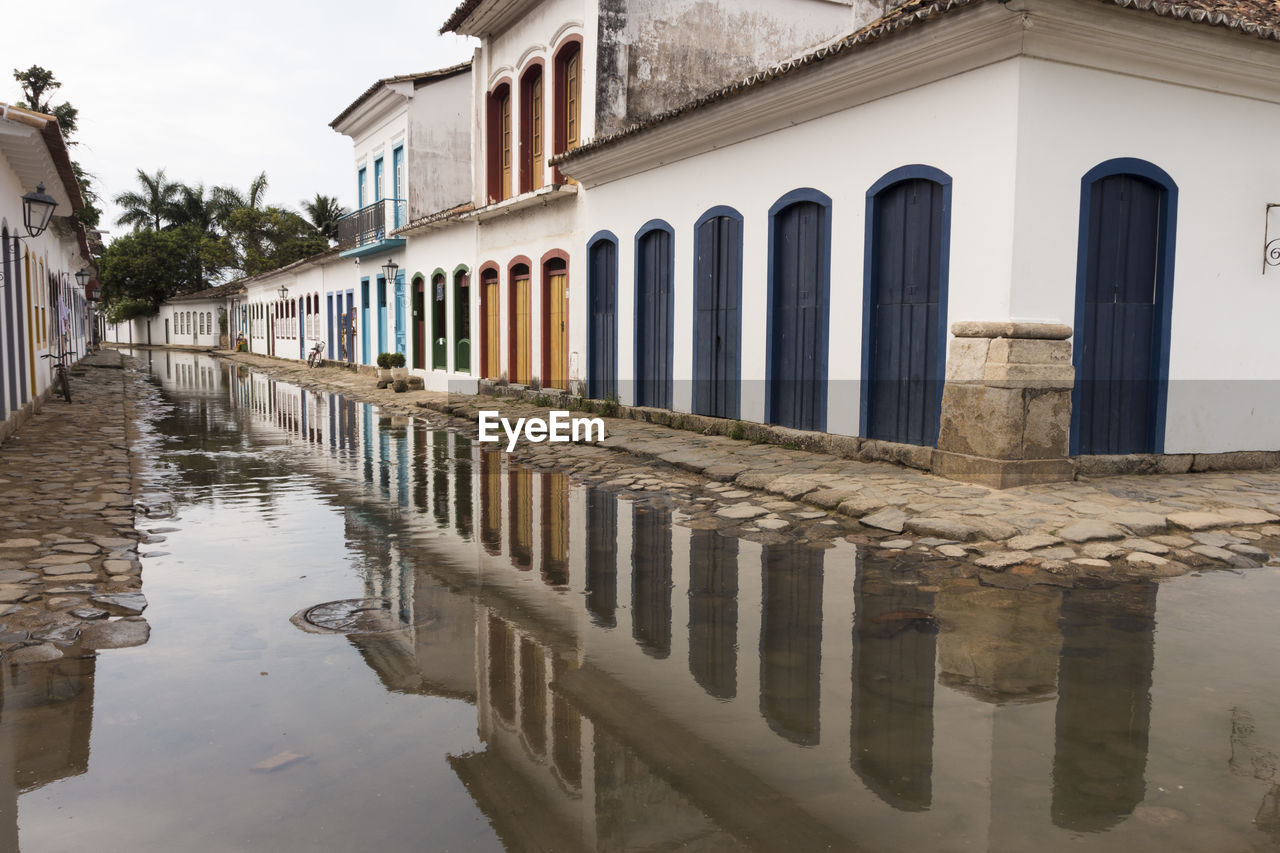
[291,598,398,635]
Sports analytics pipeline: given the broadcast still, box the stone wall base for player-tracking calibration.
[933,450,1073,490]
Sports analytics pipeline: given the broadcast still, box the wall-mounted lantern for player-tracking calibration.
[22,183,58,238]
[277,285,289,300]
[382,258,399,283]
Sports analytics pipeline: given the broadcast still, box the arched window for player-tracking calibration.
[554,40,582,159]
[487,82,513,202]
[520,63,545,194]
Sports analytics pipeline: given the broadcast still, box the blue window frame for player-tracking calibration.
[357,167,366,209]
[392,146,405,228]
[374,157,384,202]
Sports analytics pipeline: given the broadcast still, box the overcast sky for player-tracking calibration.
[6,0,477,238]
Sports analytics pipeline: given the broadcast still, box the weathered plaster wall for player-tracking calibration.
[595,0,856,138]
[407,72,474,220]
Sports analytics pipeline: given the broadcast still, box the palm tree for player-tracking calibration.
[167,183,216,232]
[113,168,179,231]
[301,194,348,241]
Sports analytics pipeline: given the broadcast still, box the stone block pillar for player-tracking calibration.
[932,322,1074,489]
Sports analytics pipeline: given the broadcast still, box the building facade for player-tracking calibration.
[0,103,95,443]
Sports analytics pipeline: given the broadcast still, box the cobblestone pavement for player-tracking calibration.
[0,349,150,665]
[209,351,1280,586]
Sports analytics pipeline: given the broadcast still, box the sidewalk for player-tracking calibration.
[217,350,1280,584]
[0,349,149,664]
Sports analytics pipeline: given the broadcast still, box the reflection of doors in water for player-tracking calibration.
[453,436,472,538]
[760,543,823,745]
[482,269,500,379]
[479,450,502,554]
[1074,173,1167,455]
[866,178,947,447]
[693,212,742,419]
[631,504,671,658]
[586,489,617,627]
[519,638,547,756]
[851,565,937,811]
[412,276,425,370]
[544,260,568,389]
[432,272,448,370]
[688,530,738,699]
[551,657,583,789]
[509,467,532,569]
[510,265,531,384]
[1052,583,1156,831]
[432,431,450,527]
[487,613,516,724]
[541,473,568,586]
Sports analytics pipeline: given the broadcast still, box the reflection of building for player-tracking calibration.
[761,543,823,747]
[1052,583,1157,832]
[851,562,935,811]
[0,657,96,851]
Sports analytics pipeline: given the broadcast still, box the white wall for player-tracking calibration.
[1013,58,1280,454]
[576,59,1022,436]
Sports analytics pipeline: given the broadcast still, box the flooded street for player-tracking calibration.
[7,351,1280,852]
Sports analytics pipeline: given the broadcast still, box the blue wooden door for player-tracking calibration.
[588,238,617,399]
[635,227,673,409]
[694,214,741,419]
[1076,174,1162,454]
[377,277,388,357]
[769,201,828,430]
[360,282,370,364]
[394,272,406,357]
[867,179,946,447]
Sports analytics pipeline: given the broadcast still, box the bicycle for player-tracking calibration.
[41,350,76,403]
[307,340,325,368]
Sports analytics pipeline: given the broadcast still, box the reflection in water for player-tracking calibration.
[47,351,1275,853]
[1052,584,1157,832]
[0,658,95,850]
[541,474,569,587]
[851,564,936,811]
[585,490,617,628]
[688,530,738,700]
[632,504,673,659]
[760,544,823,746]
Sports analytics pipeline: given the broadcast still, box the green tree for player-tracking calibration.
[113,168,179,231]
[301,193,348,241]
[13,65,102,228]
[99,226,205,321]
[13,65,77,139]
[226,206,327,277]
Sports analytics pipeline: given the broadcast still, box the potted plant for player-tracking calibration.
[389,351,409,380]
[376,352,394,382]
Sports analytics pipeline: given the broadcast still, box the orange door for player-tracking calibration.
[484,280,501,379]
[547,272,568,389]
[513,274,531,384]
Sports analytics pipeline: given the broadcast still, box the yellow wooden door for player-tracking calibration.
[547,272,567,389]
[514,275,531,384]
[485,281,500,379]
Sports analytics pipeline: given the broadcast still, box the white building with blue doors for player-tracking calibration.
[0,102,95,443]
[555,0,1280,483]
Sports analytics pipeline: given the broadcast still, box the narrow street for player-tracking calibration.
[2,350,1280,851]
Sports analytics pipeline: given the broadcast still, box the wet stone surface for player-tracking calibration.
[0,349,150,665]
[217,350,1280,591]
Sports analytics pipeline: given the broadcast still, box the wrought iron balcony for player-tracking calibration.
[337,198,407,254]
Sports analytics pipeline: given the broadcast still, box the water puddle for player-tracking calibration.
[4,349,1280,851]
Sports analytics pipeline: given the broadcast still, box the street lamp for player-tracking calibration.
[277,285,289,300]
[382,258,399,283]
[75,268,91,288]
[22,183,58,238]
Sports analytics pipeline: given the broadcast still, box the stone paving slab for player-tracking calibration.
[0,349,149,664]
[215,350,1280,585]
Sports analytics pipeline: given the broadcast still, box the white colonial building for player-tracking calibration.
[140,0,1280,483]
[0,102,95,442]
